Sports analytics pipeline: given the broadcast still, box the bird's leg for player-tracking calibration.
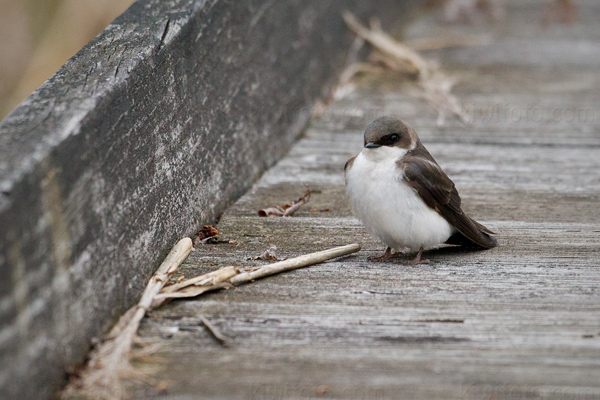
[409,246,430,265]
[368,247,399,262]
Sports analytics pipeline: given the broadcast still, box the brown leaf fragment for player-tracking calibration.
[258,186,311,217]
[248,245,287,261]
[257,207,285,217]
[193,225,219,245]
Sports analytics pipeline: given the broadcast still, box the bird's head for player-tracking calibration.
[363,116,418,151]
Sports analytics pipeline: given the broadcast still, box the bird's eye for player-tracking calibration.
[389,134,399,142]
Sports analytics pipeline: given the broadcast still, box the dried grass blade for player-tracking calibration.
[343,11,429,77]
[153,282,234,303]
[161,266,237,294]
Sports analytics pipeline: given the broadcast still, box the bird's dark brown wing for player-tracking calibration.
[344,155,357,172]
[399,143,497,249]
[344,155,357,184]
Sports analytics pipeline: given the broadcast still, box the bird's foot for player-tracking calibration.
[409,246,430,265]
[368,247,400,262]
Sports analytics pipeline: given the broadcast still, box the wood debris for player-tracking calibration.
[248,245,286,261]
[62,242,361,399]
[193,225,235,245]
[62,238,194,400]
[151,266,238,308]
[342,11,470,126]
[258,186,311,217]
[176,316,230,346]
[152,244,362,308]
[199,316,229,346]
[193,225,219,245]
[229,244,360,285]
[343,13,429,77]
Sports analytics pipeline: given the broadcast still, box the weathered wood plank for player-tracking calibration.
[131,1,600,398]
[0,1,416,399]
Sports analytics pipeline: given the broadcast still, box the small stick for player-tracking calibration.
[258,186,311,217]
[343,11,429,77]
[64,242,360,399]
[150,244,362,307]
[230,244,361,285]
[199,316,229,346]
[136,238,194,310]
[342,11,470,126]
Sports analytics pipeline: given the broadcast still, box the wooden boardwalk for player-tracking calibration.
[133,1,600,398]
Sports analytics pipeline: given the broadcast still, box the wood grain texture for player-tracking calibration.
[0,1,415,399]
[132,1,600,398]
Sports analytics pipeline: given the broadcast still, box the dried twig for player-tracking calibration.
[258,186,311,217]
[342,11,471,126]
[420,73,470,126]
[150,244,362,307]
[175,317,230,346]
[151,266,238,308]
[230,244,360,285]
[199,316,229,346]
[62,238,194,400]
[343,12,428,78]
[63,242,361,399]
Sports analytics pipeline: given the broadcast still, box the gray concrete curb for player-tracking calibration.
[0,1,414,398]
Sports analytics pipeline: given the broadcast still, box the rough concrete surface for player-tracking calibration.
[130,1,600,399]
[0,1,415,399]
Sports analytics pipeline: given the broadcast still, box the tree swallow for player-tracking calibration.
[345,116,497,264]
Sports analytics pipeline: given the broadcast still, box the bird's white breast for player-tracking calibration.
[345,147,454,252]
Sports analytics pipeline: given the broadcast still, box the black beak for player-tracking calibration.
[365,142,381,149]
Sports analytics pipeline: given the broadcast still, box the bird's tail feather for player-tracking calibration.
[445,217,497,249]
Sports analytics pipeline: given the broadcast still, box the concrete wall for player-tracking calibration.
[0,0,414,398]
